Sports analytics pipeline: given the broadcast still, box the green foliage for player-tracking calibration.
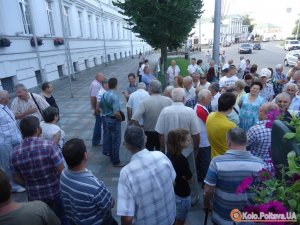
[242,14,255,33]
[292,19,299,39]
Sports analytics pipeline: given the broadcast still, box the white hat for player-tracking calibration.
[222,63,229,71]
[259,68,271,78]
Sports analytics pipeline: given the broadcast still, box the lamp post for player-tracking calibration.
[213,0,222,67]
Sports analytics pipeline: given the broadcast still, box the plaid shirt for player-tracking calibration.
[246,120,273,171]
[273,72,287,95]
[10,137,64,201]
[259,84,274,102]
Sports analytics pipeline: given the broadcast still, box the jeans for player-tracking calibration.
[103,117,121,165]
[175,195,191,221]
[196,146,211,183]
[92,114,102,145]
[101,116,109,155]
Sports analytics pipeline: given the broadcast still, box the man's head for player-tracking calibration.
[183,76,193,89]
[20,116,41,138]
[102,79,109,90]
[143,66,150,74]
[227,127,247,149]
[95,72,105,83]
[14,84,29,101]
[197,89,212,106]
[227,65,237,77]
[127,73,136,85]
[293,70,300,83]
[218,92,236,113]
[235,80,246,93]
[209,60,215,67]
[0,90,9,105]
[171,60,176,66]
[172,88,185,103]
[191,58,196,65]
[62,138,87,169]
[42,106,59,123]
[275,92,291,113]
[284,83,298,98]
[259,68,272,85]
[228,59,234,65]
[108,77,118,89]
[192,73,200,83]
[208,82,220,96]
[240,56,244,60]
[124,125,145,153]
[164,86,174,98]
[149,80,162,94]
[197,59,202,66]
[275,64,283,74]
[250,65,257,74]
[0,169,11,204]
[137,82,146,90]
[41,82,53,94]
[200,74,207,85]
[259,102,279,121]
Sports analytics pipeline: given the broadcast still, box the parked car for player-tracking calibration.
[284,50,300,66]
[253,43,262,50]
[284,40,300,51]
[238,43,252,54]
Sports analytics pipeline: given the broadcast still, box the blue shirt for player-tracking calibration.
[60,169,113,225]
[142,74,155,90]
[100,90,121,116]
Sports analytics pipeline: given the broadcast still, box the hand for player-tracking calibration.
[28,106,38,114]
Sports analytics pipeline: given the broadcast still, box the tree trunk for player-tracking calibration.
[160,45,167,75]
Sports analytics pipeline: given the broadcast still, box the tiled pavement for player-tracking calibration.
[12,51,213,225]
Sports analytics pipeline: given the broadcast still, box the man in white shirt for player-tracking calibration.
[199,74,211,90]
[192,72,201,88]
[219,65,238,88]
[166,60,180,86]
[208,82,221,112]
[127,82,150,125]
[183,76,196,103]
[237,56,246,79]
[187,58,198,75]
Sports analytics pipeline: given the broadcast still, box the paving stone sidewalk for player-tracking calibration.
[13,52,212,225]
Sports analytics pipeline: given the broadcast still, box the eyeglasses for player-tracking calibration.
[200,77,207,79]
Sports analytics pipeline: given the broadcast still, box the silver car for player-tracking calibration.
[284,50,300,66]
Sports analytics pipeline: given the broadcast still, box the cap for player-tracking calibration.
[222,63,229,71]
[259,68,271,78]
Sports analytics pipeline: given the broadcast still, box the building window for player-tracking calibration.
[45,0,55,36]
[78,11,83,37]
[111,21,114,39]
[19,0,32,34]
[63,6,71,37]
[88,15,92,37]
[96,17,100,38]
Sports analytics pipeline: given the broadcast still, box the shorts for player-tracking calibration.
[175,195,191,221]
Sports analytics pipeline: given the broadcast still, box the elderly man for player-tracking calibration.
[208,82,221,112]
[127,82,150,125]
[259,68,275,102]
[0,90,24,193]
[117,126,176,225]
[183,76,196,103]
[192,72,200,88]
[90,72,105,146]
[131,80,172,151]
[187,58,198,75]
[11,84,49,122]
[194,89,212,185]
[204,128,265,225]
[166,60,180,86]
[284,83,300,111]
[164,85,174,99]
[273,64,288,96]
[275,92,292,122]
[155,88,201,205]
[247,102,279,172]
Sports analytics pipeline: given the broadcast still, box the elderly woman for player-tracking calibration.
[235,80,246,104]
[174,76,183,88]
[239,81,265,132]
[40,106,65,149]
[259,68,274,102]
[166,60,180,86]
[283,83,300,111]
[275,92,292,123]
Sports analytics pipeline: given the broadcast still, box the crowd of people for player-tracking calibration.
[0,51,300,225]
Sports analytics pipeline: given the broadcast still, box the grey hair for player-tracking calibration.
[14,83,27,92]
[164,85,174,94]
[0,90,8,100]
[284,83,298,92]
[275,92,291,103]
[227,127,247,145]
[198,89,211,101]
[171,88,185,102]
[183,76,192,84]
[235,80,246,90]
[275,64,283,70]
[124,125,145,150]
[149,80,162,94]
[209,82,220,92]
[137,82,146,89]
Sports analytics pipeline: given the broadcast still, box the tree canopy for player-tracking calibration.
[242,14,255,33]
[113,0,204,73]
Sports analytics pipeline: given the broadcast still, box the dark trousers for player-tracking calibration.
[92,114,102,145]
[196,146,211,183]
[144,131,160,151]
[44,194,69,225]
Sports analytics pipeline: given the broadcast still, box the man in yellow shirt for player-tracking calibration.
[206,92,236,157]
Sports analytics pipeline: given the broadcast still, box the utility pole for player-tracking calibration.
[296,13,300,40]
[213,0,222,67]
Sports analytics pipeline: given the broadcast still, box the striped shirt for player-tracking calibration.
[117,149,176,225]
[204,150,265,225]
[60,169,113,225]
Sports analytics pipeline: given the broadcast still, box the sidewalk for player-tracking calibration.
[13,52,212,225]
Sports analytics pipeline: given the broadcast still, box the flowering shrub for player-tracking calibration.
[53,37,64,46]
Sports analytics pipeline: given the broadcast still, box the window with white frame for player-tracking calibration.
[78,11,83,37]
[45,0,55,36]
[88,15,92,37]
[63,6,71,37]
[96,17,100,38]
[19,0,32,34]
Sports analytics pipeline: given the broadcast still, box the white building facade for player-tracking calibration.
[0,0,151,91]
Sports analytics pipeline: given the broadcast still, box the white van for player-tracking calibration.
[284,40,300,51]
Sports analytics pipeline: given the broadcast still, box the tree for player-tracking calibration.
[242,14,255,33]
[113,0,204,74]
[292,19,300,39]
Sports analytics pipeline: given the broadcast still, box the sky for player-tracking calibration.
[202,0,300,35]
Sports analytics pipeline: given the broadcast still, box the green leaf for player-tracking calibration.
[288,199,298,210]
[284,132,296,139]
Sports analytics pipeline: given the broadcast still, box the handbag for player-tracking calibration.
[103,93,125,121]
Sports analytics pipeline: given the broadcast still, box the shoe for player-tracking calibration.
[103,153,110,157]
[14,187,26,193]
[113,162,126,167]
[92,143,102,146]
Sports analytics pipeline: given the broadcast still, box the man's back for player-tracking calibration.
[132,95,172,131]
[60,169,113,224]
[0,201,60,225]
[117,149,176,225]
[206,112,236,157]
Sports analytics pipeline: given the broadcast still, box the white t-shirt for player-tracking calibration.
[127,89,150,125]
[219,75,238,88]
[40,121,65,149]
[166,65,180,84]
[187,64,198,74]
[199,81,211,90]
[239,59,246,72]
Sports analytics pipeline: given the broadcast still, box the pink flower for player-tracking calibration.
[265,109,281,128]
[258,168,272,181]
[236,176,253,194]
[259,201,287,225]
[244,205,261,214]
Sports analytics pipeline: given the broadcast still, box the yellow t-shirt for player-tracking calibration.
[206,112,236,158]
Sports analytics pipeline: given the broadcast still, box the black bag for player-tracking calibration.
[119,110,125,121]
